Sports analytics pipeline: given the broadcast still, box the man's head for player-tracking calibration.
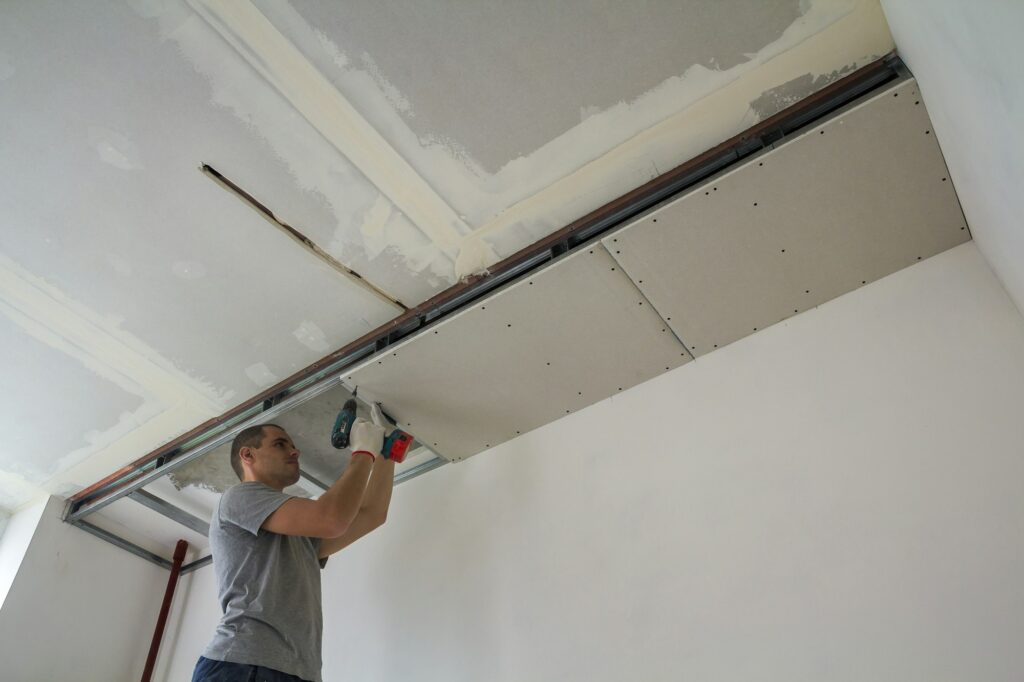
[229,424,301,490]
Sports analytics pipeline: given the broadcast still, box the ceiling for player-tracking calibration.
[0,0,894,513]
[81,72,967,561]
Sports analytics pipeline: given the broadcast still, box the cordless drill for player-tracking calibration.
[330,389,413,463]
[330,388,358,449]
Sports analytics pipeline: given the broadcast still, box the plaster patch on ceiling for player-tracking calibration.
[0,253,233,411]
[46,403,222,507]
[1,311,161,507]
[185,0,499,275]
[0,51,15,81]
[453,237,496,280]
[351,196,493,276]
[0,470,46,513]
[129,0,889,286]
[0,253,234,506]
[262,0,873,224]
[748,65,858,120]
[357,194,395,260]
[285,0,806,174]
[54,406,167,478]
[167,444,314,498]
[250,0,891,279]
[130,0,465,288]
[463,0,893,259]
[87,126,144,171]
[358,51,412,115]
[293,320,330,354]
[167,451,240,494]
[244,362,279,388]
[580,105,603,122]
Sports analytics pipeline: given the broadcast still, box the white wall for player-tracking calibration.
[163,242,1024,681]
[0,498,46,608]
[0,496,170,681]
[881,0,1024,316]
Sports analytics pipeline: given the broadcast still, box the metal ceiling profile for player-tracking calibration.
[65,55,947,572]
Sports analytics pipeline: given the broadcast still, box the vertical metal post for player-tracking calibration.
[141,539,188,682]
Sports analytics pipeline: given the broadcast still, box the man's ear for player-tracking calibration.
[239,446,255,467]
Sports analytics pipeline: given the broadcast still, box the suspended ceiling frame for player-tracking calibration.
[64,55,914,572]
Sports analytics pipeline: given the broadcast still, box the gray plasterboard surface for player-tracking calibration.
[286,0,804,173]
[343,246,691,461]
[162,383,434,496]
[602,77,969,356]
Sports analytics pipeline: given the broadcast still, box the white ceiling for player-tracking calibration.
[0,0,893,512]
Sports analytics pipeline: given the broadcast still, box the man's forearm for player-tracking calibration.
[318,454,374,533]
[359,457,395,517]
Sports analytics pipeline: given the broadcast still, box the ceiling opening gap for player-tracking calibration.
[200,164,408,311]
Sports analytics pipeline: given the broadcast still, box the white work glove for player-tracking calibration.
[349,403,386,459]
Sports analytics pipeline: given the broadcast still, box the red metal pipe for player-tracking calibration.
[141,539,189,682]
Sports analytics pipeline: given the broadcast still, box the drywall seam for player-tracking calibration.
[186,0,498,275]
[596,239,696,357]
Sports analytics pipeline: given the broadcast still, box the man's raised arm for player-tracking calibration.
[263,418,386,538]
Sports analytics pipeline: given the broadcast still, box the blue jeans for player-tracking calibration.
[191,656,311,682]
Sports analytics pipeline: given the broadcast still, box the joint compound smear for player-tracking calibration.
[134,0,890,287]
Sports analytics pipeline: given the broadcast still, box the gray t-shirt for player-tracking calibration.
[203,482,326,682]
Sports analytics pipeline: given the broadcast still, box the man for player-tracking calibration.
[192,405,393,682]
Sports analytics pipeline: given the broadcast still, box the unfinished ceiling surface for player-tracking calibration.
[0,0,896,513]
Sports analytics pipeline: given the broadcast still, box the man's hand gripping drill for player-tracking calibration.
[333,394,413,463]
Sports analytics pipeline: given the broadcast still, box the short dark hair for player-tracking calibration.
[229,424,283,480]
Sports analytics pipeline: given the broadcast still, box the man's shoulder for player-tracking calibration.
[217,482,296,536]
[221,481,273,502]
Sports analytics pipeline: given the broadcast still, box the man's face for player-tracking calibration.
[243,425,301,490]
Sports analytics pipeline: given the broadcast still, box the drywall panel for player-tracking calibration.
[345,247,691,461]
[605,78,968,355]
[880,0,1024,317]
